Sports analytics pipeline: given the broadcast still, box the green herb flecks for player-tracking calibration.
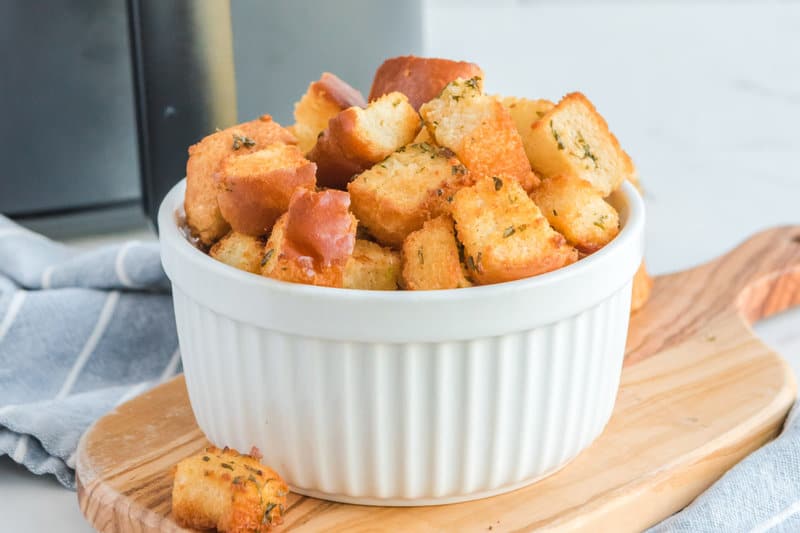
[465,77,481,90]
[577,133,598,168]
[503,226,515,238]
[452,164,467,176]
[263,502,278,525]
[202,456,210,462]
[220,463,234,470]
[552,209,558,216]
[550,120,564,150]
[261,248,275,267]
[493,176,503,190]
[418,248,424,265]
[232,133,256,150]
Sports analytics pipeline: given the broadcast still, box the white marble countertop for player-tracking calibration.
[2,2,799,531]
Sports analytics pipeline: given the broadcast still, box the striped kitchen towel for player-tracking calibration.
[0,215,179,489]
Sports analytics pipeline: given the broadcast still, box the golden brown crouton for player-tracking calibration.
[369,55,484,110]
[308,92,421,189]
[185,115,296,246]
[209,232,266,274]
[172,446,288,533]
[630,260,653,313]
[289,72,366,153]
[260,189,357,287]
[413,126,434,144]
[216,143,316,237]
[343,239,401,290]
[530,174,620,254]
[524,92,635,196]
[500,96,555,166]
[420,78,539,191]
[451,176,577,285]
[401,216,472,290]
[347,143,472,247]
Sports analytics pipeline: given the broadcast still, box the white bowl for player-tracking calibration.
[159,179,644,505]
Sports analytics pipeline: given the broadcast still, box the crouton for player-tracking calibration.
[216,143,316,237]
[630,260,653,313]
[401,216,472,290]
[209,232,266,274]
[343,239,401,290]
[289,72,366,154]
[347,143,472,247]
[172,446,287,533]
[524,92,635,196]
[308,92,421,189]
[530,174,620,253]
[500,96,555,165]
[260,189,356,287]
[185,115,296,246]
[369,55,484,110]
[451,176,577,284]
[420,78,539,191]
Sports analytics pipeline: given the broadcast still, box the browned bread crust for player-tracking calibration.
[343,239,401,290]
[185,115,296,246]
[215,143,316,237]
[369,55,484,110]
[308,92,420,189]
[290,72,366,153]
[209,231,267,274]
[260,190,357,287]
[420,78,539,192]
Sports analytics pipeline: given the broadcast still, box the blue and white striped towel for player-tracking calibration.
[2,216,800,531]
[0,215,179,488]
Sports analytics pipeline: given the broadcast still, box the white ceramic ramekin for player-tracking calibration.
[159,179,644,505]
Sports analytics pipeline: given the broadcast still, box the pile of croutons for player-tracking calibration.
[184,55,648,297]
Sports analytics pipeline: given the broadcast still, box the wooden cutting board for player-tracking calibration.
[76,226,800,532]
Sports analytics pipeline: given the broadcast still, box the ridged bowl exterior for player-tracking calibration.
[173,283,631,504]
[159,179,644,505]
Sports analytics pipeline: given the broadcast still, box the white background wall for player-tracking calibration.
[423,1,800,274]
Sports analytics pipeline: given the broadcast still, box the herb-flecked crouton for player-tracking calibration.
[185,115,297,246]
[216,143,316,237]
[347,142,472,247]
[530,174,620,253]
[209,231,266,274]
[401,216,472,290]
[451,176,577,284]
[172,446,288,533]
[308,92,420,189]
[419,78,539,191]
[289,72,366,154]
[500,96,555,166]
[343,239,401,290]
[524,92,635,196]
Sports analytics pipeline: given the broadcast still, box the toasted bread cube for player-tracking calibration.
[451,176,577,284]
[185,115,296,246]
[525,92,635,196]
[343,239,401,290]
[216,143,316,237]
[209,231,266,274]
[172,446,288,533]
[347,143,471,247]
[260,189,356,287]
[401,216,472,290]
[530,174,620,253]
[500,96,555,165]
[630,260,653,313]
[289,72,366,154]
[420,78,539,192]
[369,55,484,110]
[308,92,421,189]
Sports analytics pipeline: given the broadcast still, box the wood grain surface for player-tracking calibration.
[76,226,800,532]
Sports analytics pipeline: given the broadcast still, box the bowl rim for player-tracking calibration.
[159,179,644,341]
